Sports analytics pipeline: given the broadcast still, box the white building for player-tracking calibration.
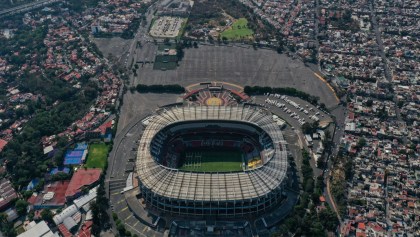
[17,221,58,237]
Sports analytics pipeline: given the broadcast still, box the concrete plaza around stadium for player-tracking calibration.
[108,92,304,235]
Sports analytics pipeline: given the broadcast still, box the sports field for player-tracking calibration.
[157,43,176,51]
[179,151,243,172]
[221,18,254,40]
[85,143,109,169]
[153,55,178,70]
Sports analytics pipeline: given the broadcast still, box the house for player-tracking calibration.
[0,178,18,211]
[0,139,8,152]
[33,181,70,209]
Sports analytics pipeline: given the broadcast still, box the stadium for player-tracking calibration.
[135,104,289,218]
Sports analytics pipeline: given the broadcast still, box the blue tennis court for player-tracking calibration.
[64,150,85,165]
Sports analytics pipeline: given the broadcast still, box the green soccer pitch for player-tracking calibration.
[85,143,109,169]
[179,151,243,172]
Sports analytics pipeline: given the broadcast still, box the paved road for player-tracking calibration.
[370,4,404,235]
[322,105,346,224]
[370,2,404,144]
[124,4,156,84]
[108,119,143,179]
[0,0,61,17]
[106,115,165,237]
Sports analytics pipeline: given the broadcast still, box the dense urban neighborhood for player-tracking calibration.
[0,0,418,236]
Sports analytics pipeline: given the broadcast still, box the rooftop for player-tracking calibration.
[0,178,18,210]
[17,221,55,237]
[65,168,101,198]
[136,105,288,201]
[34,181,70,209]
[0,139,8,151]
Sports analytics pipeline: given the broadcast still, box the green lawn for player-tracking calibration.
[221,18,254,40]
[85,143,109,169]
[15,225,25,235]
[179,151,243,172]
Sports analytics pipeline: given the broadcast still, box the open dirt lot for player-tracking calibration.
[134,45,339,108]
[93,37,132,60]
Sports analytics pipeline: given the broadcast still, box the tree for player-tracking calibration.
[316,155,325,168]
[91,174,110,235]
[301,123,313,134]
[135,84,185,93]
[112,212,118,221]
[53,149,64,166]
[302,121,319,134]
[22,190,33,199]
[0,217,16,237]
[15,199,28,216]
[41,209,53,223]
[344,159,354,181]
[50,172,71,181]
[0,213,7,224]
[176,44,184,61]
[318,208,338,231]
[357,138,366,148]
[91,201,101,236]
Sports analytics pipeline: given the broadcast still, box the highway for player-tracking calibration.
[0,0,62,18]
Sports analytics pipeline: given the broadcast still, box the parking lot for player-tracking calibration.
[117,92,179,134]
[149,16,185,38]
[255,94,334,174]
[255,94,332,128]
[134,45,339,108]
